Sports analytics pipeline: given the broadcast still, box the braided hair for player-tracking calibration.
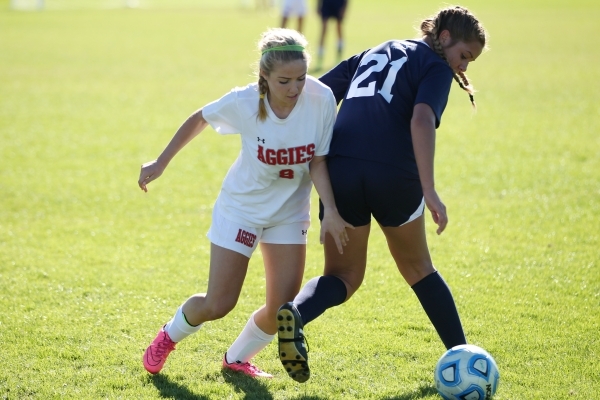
[420,6,487,107]
[256,28,310,121]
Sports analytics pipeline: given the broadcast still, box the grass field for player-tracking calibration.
[1,0,599,398]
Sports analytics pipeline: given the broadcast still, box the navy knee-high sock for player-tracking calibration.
[293,276,347,325]
[411,271,467,349]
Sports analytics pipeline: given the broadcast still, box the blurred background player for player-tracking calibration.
[276,6,488,383]
[316,0,348,69]
[281,0,308,34]
[139,28,351,378]
[253,0,274,10]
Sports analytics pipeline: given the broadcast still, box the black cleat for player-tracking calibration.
[277,302,310,383]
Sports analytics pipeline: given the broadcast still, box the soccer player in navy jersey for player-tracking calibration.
[276,6,489,383]
[316,0,348,68]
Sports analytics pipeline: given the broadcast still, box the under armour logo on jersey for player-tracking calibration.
[257,137,265,143]
[302,230,307,235]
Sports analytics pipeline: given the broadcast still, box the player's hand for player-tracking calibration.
[138,160,165,192]
[320,208,354,254]
[423,188,448,235]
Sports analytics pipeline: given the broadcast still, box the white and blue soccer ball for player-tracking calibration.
[434,344,500,400]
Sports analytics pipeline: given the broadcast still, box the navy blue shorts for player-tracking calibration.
[319,0,347,20]
[319,156,425,227]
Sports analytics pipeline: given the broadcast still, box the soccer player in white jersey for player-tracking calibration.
[138,28,352,378]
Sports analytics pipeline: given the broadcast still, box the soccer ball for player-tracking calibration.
[434,344,500,399]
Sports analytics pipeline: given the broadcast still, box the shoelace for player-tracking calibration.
[154,335,175,357]
[246,363,262,373]
[234,362,264,375]
[300,333,310,353]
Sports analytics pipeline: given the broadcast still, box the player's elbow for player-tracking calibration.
[411,116,436,135]
[411,103,436,133]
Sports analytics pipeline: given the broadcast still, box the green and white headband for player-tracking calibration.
[261,44,305,55]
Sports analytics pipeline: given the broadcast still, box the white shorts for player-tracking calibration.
[207,203,310,258]
[282,0,307,17]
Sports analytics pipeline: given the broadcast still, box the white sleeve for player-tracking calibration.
[314,91,337,156]
[202,89,241,135]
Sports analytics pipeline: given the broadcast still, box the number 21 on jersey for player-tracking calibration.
[346,54,407,103]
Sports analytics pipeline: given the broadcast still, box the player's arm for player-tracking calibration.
[138,109,209,192]
[411,103,447,234]
[309,155,354,253]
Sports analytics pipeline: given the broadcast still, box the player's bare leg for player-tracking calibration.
[380,215,466,348]
[224,243,305,378]
[249,243,306,382]
[256,243,305,334]
[182,244,250,325]
[322,223,370,298]
[143,244,249,374]
[316,19,328,70]
[335,3,347,61]
[297,16,304,34]
[379,215,434,286]
[335,19,344,61]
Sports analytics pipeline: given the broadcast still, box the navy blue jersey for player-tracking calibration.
[319,39,453,178]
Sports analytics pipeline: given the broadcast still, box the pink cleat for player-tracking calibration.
[222,353,273,378]
[143,327,176,374]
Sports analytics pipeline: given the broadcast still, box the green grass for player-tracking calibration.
[1,0,599,398]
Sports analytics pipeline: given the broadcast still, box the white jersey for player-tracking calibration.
[202,76,336,227]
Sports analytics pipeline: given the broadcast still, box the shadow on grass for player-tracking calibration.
[290,397,329,400]
[221,369,273,400]
[380,384,439,400]
[150,374,210,400]
[222,370,328,400]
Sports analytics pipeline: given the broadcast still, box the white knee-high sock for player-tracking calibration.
[225,312,275,364]
[164,306,202,343]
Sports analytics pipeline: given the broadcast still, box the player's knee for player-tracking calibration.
[397,260,435,285]
[334,273,363,299]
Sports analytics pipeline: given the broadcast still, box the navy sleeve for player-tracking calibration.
[319,51,367,104]
[414,62,453,128]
